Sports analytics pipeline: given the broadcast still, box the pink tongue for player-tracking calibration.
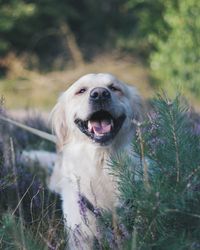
[89,120,112,135]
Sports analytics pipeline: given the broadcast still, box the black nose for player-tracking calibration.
[90,87,111,101]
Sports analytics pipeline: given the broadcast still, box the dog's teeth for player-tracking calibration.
[111,119,114,128]
[88,121,93,132]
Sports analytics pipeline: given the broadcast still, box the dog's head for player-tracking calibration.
[51,73,142,149]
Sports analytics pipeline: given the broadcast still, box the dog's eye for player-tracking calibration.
[109,85,120,92]
[76,88,87,95]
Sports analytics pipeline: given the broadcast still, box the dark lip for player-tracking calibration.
[74,110,126,145]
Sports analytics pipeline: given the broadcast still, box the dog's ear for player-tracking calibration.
[50,100,68,151]
[128,85,144,122]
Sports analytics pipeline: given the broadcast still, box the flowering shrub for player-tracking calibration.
[0,113,65,249]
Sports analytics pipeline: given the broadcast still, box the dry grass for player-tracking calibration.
[1,53,200,112]
[0,54,152,110]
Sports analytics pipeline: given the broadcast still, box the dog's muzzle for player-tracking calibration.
[75,111,126,144]
[74,87,126,144]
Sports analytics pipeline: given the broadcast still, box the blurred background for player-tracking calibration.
[0,0,200,112]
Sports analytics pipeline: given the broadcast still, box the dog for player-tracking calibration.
[49,73,142,249]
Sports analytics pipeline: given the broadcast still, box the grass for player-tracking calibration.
[0,54,152,110]
[0,113,67,249]
[1,53,200,112]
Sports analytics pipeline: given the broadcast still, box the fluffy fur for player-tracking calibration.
[50,73,142,249]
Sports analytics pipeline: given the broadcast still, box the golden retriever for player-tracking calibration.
[49,73,142,249]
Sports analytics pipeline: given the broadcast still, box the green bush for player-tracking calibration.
[150,0,200,98]
[0,0,35,55]
[99,95,200,249]
[0,0,176,62]
[116,0,173,56]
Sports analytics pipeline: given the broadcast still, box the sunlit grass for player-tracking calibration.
[0,54,152,110]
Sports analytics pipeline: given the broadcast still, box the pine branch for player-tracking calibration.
[103,94,200,249]
[133,119,150,191]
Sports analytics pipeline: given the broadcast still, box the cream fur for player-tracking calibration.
[49,73,142,249]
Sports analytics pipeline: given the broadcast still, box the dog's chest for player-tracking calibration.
[62,144,117,209]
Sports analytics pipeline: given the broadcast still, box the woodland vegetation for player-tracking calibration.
[1,1,200,249]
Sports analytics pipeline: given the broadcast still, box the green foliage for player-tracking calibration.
[150,0,200,97]
[1,0,199,98]
[102,94,200,249]
[0,0,35,55]
[0,0,176,61]
[0,0,141,69]
[0,214,47,250]
[116,0,174,55]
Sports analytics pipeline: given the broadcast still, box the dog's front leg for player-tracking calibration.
[61,182,96,250]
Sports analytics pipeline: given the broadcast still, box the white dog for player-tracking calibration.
[49,73,142,249]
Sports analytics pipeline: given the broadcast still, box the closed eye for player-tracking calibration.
[75,88,87,95]
[108,84,121,92]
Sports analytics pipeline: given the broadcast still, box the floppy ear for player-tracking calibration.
[128,86,144,122]
[50,100,68,151]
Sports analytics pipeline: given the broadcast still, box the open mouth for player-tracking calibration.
[74,110,126,144]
